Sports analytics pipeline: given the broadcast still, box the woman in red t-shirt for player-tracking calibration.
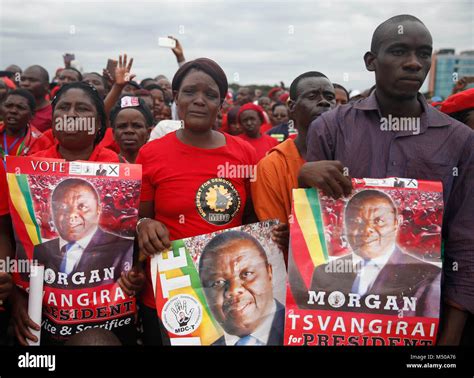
[32,82,119,163]
[0,89,52,341]
[237,103,278,162]
[110,96,154,163]
[135,58,259,345]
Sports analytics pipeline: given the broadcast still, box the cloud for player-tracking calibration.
[0,0,472,92]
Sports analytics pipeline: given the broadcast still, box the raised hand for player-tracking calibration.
[168,36,185,63]
[115,54,136,86]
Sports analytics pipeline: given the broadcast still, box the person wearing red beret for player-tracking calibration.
[440,88,474,129]
[238,103,278,161]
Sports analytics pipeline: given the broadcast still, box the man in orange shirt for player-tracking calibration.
[251,71,336,224]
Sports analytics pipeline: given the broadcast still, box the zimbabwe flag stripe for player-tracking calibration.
[292,189,327,268]
[306,189,329,262]
[289,205,316,288]
[7,173,42,245]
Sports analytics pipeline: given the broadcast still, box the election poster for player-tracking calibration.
[6,156,141,344]
[285,178,443,346]
[151,220,287,346]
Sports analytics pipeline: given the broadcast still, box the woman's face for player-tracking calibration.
[175,69,221,132]
[239,109,262,138]
[113,108,150,154]
[2,95,33,133]
[83,74,106,98]
[271,105,289,125]
[53,88,99,151]
[58,69,81,87]
[161,105,172,120]
[150,89,165,122]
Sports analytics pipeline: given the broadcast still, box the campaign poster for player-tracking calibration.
[151,220,287,346]
[6,156,141,344]
[285,178,443,346]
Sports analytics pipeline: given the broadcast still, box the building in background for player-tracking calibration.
[428,49,474,100]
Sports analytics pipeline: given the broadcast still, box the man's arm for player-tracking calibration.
[306,115,337,162]
[251,158,288,223]
[168,36,186,66]
[299,114,352,199]
[438,133,474,345]
[0,215,14,303]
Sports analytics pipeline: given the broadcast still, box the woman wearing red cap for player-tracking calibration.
[237,103,278,161]
[440,88,474,129]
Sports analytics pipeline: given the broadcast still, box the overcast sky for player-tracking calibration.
[0,0,473,92]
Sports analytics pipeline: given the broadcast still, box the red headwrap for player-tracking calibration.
[268,87,282,99]
[278,92,289,103]
[0,77,16,90]
[238,103,266,123]
[440,88,474,114]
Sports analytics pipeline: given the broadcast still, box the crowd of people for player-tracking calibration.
[0,14,473,346]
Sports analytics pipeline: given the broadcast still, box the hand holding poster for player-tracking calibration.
[285,178,443,346]
[152,220,287,346]
[6,156,142,345]
[27,264,44,346]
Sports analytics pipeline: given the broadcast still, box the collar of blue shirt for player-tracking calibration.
[223,300,277,346]
[353,91,450,136]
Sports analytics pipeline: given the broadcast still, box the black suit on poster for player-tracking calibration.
[211,300,285,346]
[33,228,133,288]
[299,247,441,317]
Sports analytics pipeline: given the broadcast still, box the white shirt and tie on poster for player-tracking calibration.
[351,248,396,296]
[59,227,98,275]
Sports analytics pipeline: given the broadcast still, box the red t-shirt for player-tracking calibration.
[98,128,120,154]
[260,123,273,134]
[136,131,257,308]
[238,133,279,162]
[41,129,55,144]
[0,127,53,216]
[0,163,9,216]
[32,143,120,162]
[30,103,52,133]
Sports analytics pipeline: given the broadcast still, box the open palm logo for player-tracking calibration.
[171,299,194,327]
[162,294,203,336]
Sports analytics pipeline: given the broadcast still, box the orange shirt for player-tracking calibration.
[251,138,305,224]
